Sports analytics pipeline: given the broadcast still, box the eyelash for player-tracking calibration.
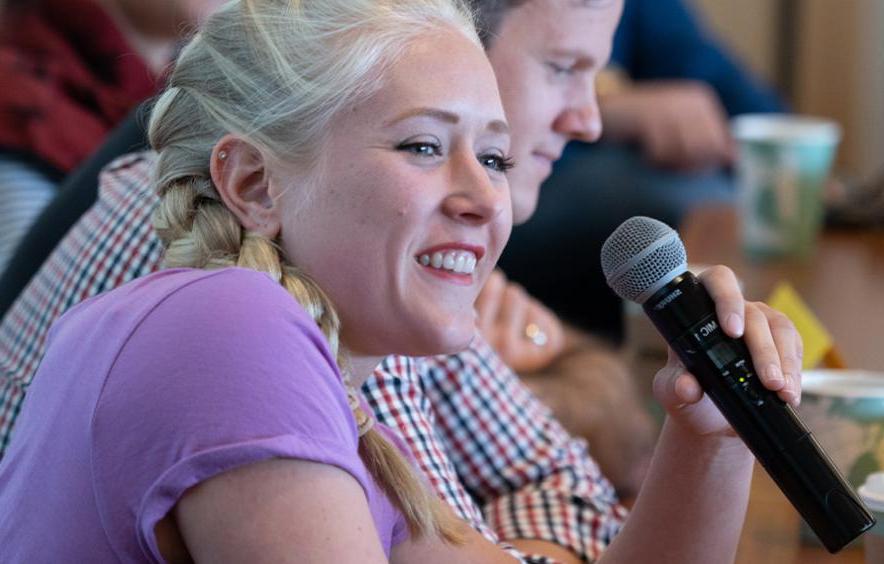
[398,141,442,158]
[481,154,516,173]
[546,62,576,76]
[396,142,515,174]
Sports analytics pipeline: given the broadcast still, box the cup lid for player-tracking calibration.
[802,370,884,398]
[731,113,841,145]
[859,472,884,512]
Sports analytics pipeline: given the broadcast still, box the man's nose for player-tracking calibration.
[553,101,603,143]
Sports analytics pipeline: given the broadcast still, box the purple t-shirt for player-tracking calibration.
[0,267,409,561]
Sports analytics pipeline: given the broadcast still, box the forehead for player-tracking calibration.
[503,0,622,48]
[348,28,507,125]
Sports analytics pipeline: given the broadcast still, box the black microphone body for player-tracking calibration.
[645,270,874,553]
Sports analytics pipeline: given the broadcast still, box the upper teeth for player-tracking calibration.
[418,250,478,274]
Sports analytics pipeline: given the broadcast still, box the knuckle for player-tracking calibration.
[700,264,730,284]
[504,283,524,300]
[744,302,765,321]
[781,352,802,369]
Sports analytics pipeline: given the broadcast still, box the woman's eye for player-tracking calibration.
[397,141,442,157]
[480,154,516,173]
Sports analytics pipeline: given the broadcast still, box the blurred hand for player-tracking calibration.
[600,81,735,171]
[652,265,803,438]
[476,270,566,374]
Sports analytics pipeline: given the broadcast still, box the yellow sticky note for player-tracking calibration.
[767,282,833,369]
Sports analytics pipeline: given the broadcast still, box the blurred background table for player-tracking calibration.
[680,205,884,371]
[680,204,884,564]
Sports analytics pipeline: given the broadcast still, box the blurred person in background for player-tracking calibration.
[498,0,786,342]
[0,0,223,275]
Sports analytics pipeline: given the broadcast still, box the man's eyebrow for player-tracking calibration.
[385,107,509,134]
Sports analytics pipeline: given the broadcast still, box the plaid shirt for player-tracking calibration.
[0,151,627,561]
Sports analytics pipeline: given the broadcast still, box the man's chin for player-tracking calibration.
[509,168,546,225]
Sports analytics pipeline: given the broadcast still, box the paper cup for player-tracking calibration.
[797,370,884,546]
[732,114,841,259]
[799,370,884,489]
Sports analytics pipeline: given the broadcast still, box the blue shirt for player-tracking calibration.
[612,0,785,116]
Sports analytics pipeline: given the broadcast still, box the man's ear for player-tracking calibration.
[209,135,281,239]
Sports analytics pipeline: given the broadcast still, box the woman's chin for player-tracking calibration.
[406,326,476,358]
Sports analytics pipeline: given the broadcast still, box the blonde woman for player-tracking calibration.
[0,0,520,561]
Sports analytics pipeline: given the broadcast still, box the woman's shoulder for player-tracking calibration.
[81,266,314,324]
[91,266,350,434]
[59,267,331,374]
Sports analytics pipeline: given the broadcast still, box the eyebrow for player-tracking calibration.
[385,107,509,134]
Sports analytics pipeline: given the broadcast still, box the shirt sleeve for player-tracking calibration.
[363,357,529,563]
[0,152,162,457]
[0,155,58,276]
[612,0,786,116]
[420,335,628,563]
[89,268,368,562]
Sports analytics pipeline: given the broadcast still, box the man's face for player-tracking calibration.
[487,0,623,224]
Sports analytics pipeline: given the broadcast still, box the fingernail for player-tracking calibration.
[783,372,793,391]
[677,377,702,402]
[783,373,800,406]
[767,364,784,388]
[725,313,744,337]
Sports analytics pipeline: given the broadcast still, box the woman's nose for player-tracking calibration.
[442,152,508,225]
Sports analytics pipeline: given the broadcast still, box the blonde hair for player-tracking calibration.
[148,0,480,542]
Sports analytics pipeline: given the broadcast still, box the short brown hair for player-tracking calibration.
[468,0,615,47]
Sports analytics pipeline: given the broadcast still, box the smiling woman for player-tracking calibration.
[0,0,517,562]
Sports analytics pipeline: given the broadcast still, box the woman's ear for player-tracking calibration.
[210,135,281,239]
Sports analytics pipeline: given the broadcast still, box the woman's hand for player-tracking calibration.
[652,265,803,438]
[475,269,566,373]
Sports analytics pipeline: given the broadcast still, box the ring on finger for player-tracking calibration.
[524,322,548,346]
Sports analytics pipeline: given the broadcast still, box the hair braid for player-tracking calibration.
[148,0,480,544]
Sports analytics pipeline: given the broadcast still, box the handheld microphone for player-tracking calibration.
[601,216,874,553]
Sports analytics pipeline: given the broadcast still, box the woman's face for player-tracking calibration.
[274,28,513,359]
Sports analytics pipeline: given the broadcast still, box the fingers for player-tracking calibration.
[699,266,803,407]
[497,283,530,356]
[652,349,704,410]
[743,302,802,406]
[475,269,507,335]
[635,82,733,170]
[524,299,566,352]
[692,86,734,167]
[743,302,783,388]
[476,269,570,373]
[698,265,744,337]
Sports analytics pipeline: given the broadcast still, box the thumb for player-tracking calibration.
[652,349,705,411]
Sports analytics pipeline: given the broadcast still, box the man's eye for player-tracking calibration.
[397,142,442,157]
[480,154,516,173]
[546,62,575,76]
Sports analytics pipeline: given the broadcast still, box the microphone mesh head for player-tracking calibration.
[601,216,688,304]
